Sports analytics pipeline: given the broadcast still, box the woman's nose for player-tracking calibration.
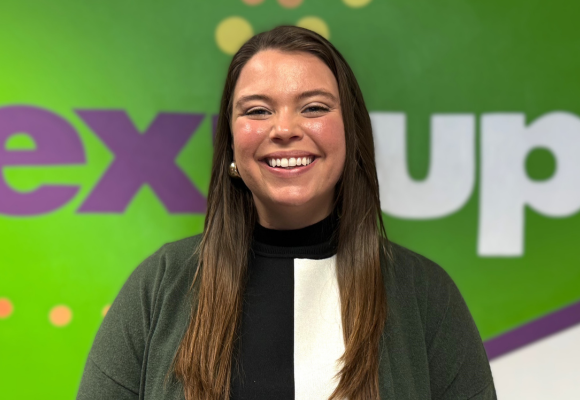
[270,110,303,142]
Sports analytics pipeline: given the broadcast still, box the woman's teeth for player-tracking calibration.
[267,157,313,168]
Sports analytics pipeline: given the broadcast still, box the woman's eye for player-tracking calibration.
[245,109,269,116]
[304,106,329,113]
[244,106,329,116]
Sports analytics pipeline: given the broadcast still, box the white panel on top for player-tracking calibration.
[294,255,345,400]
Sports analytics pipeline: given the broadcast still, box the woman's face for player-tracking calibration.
[231,49,346,229]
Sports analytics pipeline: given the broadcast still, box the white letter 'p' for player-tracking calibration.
[479,112,580,257]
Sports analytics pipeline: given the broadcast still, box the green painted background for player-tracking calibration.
[1,0,579,398]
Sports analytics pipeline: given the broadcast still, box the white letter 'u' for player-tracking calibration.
[371,112,476,219]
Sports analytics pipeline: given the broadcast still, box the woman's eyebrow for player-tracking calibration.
[235,94,273,110]
[234,89,338,110]
[296,89,338,103]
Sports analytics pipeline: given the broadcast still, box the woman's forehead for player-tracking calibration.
[233,50,339,100]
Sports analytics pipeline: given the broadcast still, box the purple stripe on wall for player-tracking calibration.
[484,299,580,360]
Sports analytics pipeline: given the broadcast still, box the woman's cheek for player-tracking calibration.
[233,120,270,165]
[303,117,345,151]
[302,120,324,136]
[235,120,269,145]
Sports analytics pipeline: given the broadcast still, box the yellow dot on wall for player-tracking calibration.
[343,0,372,8]
[296,17,330,39]
[102,305,111,317]
[0,298,13,319]
[278,0,303,8]
[215,16,254,55]
[49,305,72,327]
[242,0,265,5]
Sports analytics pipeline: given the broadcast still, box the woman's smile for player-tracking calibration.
[261,156,318,178]
[264,156,315,169]
[260,150,318,172]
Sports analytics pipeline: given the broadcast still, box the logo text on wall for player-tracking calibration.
[1,106,579,257]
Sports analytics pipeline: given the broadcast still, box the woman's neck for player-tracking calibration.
[253,197,334,230]
[253,211,338,248]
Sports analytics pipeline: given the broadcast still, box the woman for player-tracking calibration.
[77,26,496,400]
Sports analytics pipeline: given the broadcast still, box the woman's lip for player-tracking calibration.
[260,157,318,175]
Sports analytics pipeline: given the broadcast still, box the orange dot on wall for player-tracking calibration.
[278,0,303,8]
[242,0,265,5]
[102,305,111,317]
[0,298,13,318]
[49,305,72,327]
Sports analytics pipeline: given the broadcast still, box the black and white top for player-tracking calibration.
[231,214,343,399]
[77,214,497,400]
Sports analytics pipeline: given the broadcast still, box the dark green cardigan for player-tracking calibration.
[77,235,496,399]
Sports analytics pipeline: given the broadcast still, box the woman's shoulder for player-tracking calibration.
[79,234,204,396]
[143,233,202,269]
[383,242,495,398]
[383,240,469,326]
[155,233,203,267]
[122,233,203,295]
[385,241,456,289]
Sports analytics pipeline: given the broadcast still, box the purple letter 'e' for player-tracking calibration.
[0,106,85,216]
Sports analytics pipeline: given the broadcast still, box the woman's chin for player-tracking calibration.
[258,192,318,210]
[269,197,313,209]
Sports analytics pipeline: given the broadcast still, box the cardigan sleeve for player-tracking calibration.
[415,251,497,400]
[76,246,168,400]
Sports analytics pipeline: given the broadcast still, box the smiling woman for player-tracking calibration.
[77,26,497,400]
[231,49,346,229]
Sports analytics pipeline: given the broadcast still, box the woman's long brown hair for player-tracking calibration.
[172,25,389,400]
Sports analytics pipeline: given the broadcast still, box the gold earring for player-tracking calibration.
[228,161,241,178]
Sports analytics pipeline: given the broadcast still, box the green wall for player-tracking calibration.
[1,0,579,398]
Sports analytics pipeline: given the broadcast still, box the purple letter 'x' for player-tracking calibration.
[77,110,206,213]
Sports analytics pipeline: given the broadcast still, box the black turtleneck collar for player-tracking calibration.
[251,212,339,259]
